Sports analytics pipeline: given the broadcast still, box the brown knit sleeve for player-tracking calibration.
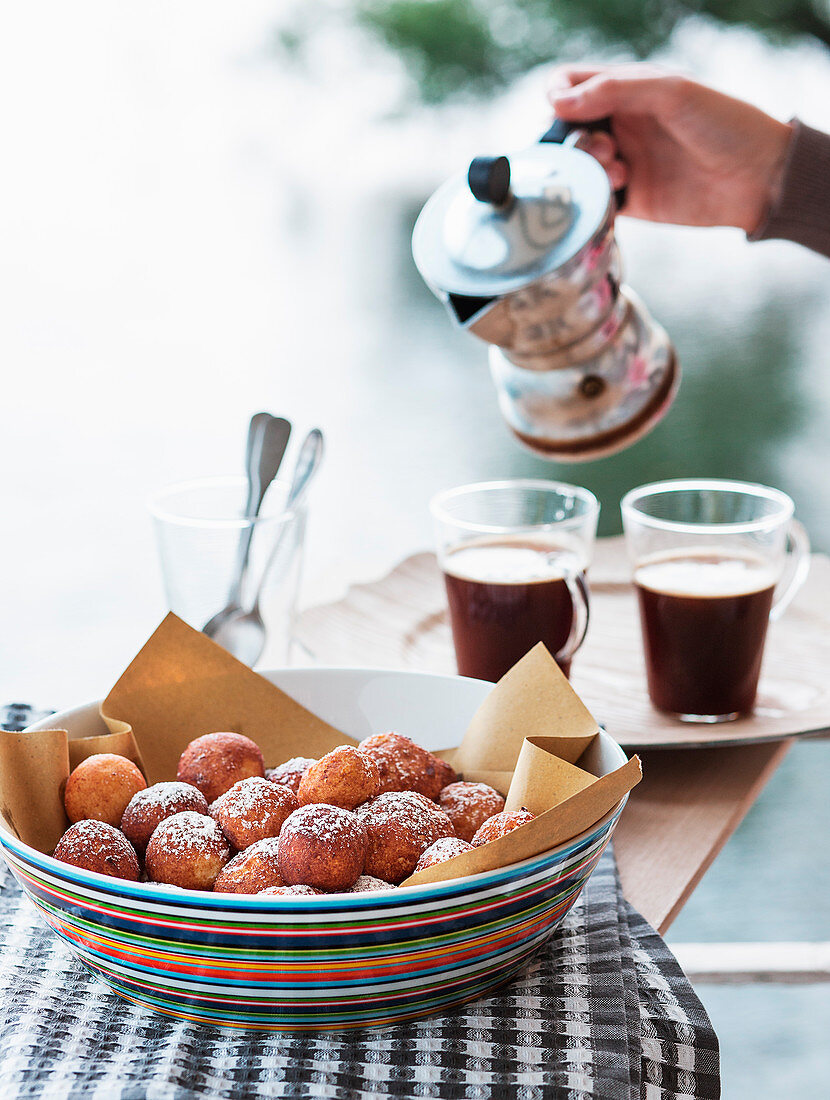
[749,119,830,258]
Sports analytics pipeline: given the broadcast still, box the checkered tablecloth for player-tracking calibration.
[0,845,719,1100]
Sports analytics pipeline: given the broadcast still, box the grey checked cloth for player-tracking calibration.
[0,706,719,1099]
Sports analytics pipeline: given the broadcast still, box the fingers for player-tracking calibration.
[549,67,680,124]
[580,131,628,191]
[547,65,604,100]
[605,159,629,193]
[582,130,615,163]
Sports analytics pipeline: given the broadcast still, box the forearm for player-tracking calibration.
[750,120,830,258]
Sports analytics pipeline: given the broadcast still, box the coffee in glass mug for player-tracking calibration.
[622,480,810,722]
[431,481,599,682]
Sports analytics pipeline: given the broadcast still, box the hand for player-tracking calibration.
[548,64,793,234]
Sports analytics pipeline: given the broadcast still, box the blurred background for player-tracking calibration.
[1,2,829,1094]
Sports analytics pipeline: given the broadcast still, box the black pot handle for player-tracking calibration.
[540,117,627,211]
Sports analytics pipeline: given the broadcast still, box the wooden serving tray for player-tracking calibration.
[296,538,830,749]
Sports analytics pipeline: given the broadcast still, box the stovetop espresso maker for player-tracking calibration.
[412,119,679,461]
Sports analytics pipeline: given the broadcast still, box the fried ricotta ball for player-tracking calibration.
[120,781,209,855]
[414,836,474,873]
[265,757,317,795]
[211,777,298,849]
[298,746,380,810]
[277,804,367,892]
[213,837,285,894]
[471,809,536,848]
[357,732,457,800]
[144,811,232,891]
[176,732,265,803]
[438,782,506,843]
[64,753,147,827]
[356,791,455,884]
[53,820,140,881]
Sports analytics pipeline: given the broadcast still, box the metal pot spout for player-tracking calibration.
[445,291,498,326]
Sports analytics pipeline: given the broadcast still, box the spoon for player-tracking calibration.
[209,428,324,666]
[203,413,292,640]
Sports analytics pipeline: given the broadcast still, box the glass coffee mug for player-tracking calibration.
[621,479,810,722]
[431,480,599,681]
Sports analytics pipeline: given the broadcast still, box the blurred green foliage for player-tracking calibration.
[279,0,830,103]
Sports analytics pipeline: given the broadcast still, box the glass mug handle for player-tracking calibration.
[770,519,810,622]
[556,571,591,665]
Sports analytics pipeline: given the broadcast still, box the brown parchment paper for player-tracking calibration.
[443,643,600,780]
[100,613,351,784]
[0,615,641,884]
[0,729,70,852]
[68,731,144,772]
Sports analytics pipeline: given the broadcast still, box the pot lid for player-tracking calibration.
[412,143,611,298]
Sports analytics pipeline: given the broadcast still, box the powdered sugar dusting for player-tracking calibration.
[266,758,317,793]
[471,809,535,847]
[248,836,282,856]
[126,782,207,816]
[357,792,454,845]
[438,782,505,841]
[258,885,320,896]
[281,804,364,845]
[149,811,229,857]
[358,732,423,790]
[54,819,135,860]
[58,819,121,844]
[53,820,139,879]
[349,875,395,893]
[213,777,295,832]
[439,782,503,814]
[415,837,473,872]
[213,835,284,893]
[224,836,281,870]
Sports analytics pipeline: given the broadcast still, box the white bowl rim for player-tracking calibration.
[2,665,629,908]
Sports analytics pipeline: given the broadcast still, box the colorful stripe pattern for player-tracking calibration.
[1,808,621,1031]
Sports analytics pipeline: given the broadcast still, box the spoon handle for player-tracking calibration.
[249,428,324,614]
[287,428,324,508]
[228,415,292,607]
[243,412,270,516]
[255,416,293,510]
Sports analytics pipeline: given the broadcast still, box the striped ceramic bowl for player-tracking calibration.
[0,668,628,1031]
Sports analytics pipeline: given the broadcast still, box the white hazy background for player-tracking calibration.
[2,2,830,703]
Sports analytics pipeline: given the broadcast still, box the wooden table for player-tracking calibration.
[613,740,788,932]
[296,543,804,933]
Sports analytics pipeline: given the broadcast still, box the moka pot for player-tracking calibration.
[412,119,679,461]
